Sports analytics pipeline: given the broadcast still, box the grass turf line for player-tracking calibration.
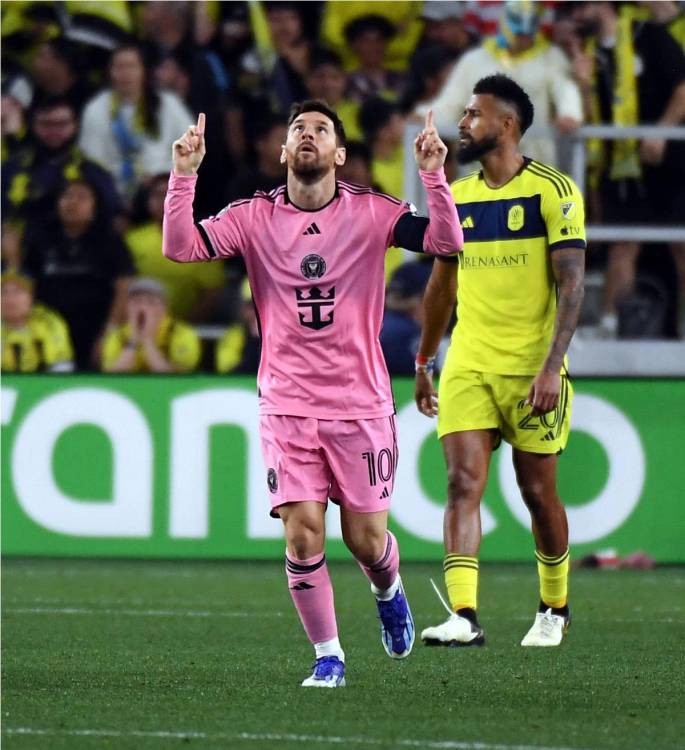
[2,559,684,750]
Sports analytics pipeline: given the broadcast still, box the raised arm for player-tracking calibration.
[414,258,458,417]
[163,113,243,262]
[393,111,463,256]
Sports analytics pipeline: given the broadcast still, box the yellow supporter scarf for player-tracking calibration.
[587,6,641,182]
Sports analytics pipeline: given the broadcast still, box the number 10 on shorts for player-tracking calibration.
[361,449,396,487]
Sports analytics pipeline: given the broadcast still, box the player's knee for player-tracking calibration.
[343,527,385,565]
[518,482,552,515]
[284,521,324,559]
[446,467,484,506]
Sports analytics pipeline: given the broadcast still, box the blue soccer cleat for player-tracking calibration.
[374,576,415,659]
[301,656,346,687]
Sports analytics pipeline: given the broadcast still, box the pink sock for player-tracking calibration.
[358,531,400,592]
[285,552,338,644]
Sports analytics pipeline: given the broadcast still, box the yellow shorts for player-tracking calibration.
[437,369,573,454]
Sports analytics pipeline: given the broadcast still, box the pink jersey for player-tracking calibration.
[164,171,461,419]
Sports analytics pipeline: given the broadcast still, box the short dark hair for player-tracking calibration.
[287,99,346,145]
[473,74,534,135]
[359,96,398,142]
[342,140,372,166]
[30,95,75,119]
[344,14,395,44]
[308,47,344,72]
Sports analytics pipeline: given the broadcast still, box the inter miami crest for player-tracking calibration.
[267,468,278,493]
[300,254,326,280]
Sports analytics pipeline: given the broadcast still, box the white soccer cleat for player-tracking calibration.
[421,613,485,647]
[521,608,569,647]
[421,578,485,647]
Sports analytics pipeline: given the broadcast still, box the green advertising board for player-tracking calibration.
[2,375,683,561]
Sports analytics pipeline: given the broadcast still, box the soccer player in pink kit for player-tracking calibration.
[164,100,462,687]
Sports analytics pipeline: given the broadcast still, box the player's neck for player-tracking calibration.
[480,149,524,189]
[286,171,337,210]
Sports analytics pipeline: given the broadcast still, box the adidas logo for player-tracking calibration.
[303,222,321,235]
[461,216,474,229]
[541,431,556,442]
[291,582,315,590]
[379,487,389,499]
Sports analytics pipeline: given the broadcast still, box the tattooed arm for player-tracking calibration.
[527,247,585,416]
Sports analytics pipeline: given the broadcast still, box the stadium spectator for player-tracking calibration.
[1,69,32,157]
[140,0,234,216]
[418,2,475,59]
[21,179,135,370]
[215,279,261,374]
[225,115,287,202]
[336,139,373,186]
[418,0,583,166]
[101,276,201,373]
[261,2,311,115]
[320,1,423,73]
[462,0,557,40]
[1,267,74,373]
[642,1,685,49]
[399,46,459,115]
[2,98,124,232]
[28,39,92,115]
[359,96,406,198]
[78,44,193,203]
[380,261,434,375]
[567,1,685,338]
[127,174,224,323]
[344,15,405,103]
[304,48,362,141]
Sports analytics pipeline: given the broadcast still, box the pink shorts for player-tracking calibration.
[259,414,398,516]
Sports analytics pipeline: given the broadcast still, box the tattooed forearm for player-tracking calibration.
[543,247,585,372]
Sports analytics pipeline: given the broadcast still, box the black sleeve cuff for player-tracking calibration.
[549,239,586,252]
[195,222,217,258]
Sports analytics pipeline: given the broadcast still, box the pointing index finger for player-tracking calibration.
[425,109,434,131]
[197,112,206,135]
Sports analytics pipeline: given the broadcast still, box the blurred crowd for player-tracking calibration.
[2,0,685,375]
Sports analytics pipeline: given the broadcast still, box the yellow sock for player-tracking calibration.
[536,548,570,608]
[443,554,478,611]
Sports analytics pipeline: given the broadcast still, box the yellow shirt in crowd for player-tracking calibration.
[2,304,74,372]
[125,222,224,319]
[101,315,201,373]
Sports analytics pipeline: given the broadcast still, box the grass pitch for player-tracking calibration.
[2,559,684,750]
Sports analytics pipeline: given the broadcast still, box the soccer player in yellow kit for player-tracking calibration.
[415,75,586,647]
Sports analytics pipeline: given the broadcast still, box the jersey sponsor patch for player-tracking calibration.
[560,201,576,220]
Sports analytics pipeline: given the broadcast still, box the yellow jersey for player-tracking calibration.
[101,315,201,373]
[447,158,586,375]
[2,304,74,372]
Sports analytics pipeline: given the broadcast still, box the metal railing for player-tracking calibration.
[403,123,685,243]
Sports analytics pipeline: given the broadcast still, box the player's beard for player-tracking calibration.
[292,152,329,183]
[456,134,499,164]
